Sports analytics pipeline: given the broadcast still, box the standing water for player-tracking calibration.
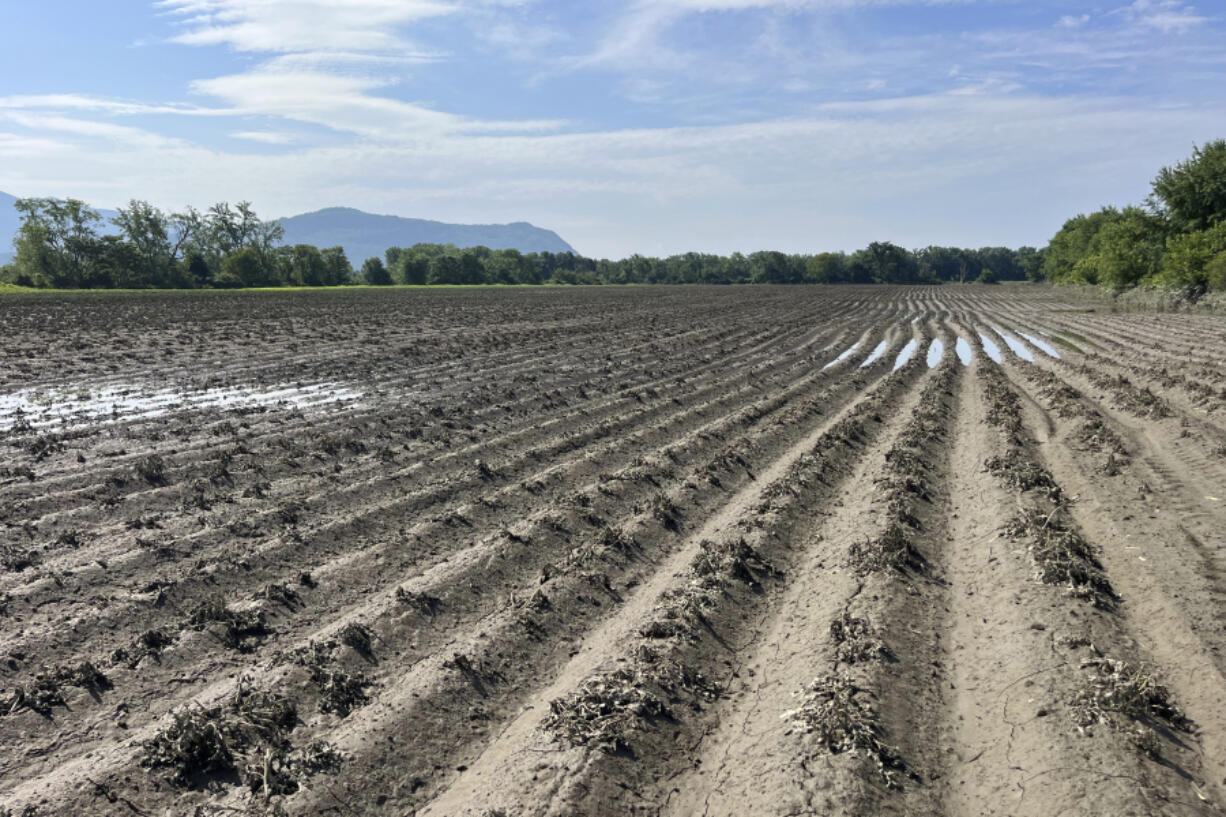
[894,339,918,370]
[992,330,1034,362]
[978,334,1003,363]
[926,339,945,368]
[822,341,862,370]
[955,337,973,366]
[1018,332,1061,359]
[860,340,890,368]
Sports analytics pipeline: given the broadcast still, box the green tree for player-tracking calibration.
[1149,139,1226,233]
[397,254,429,285]
[1015,246,1044,282]
[362,256,393,285]
[319,247,353,285]
[219,247,277,288]
[1085,208,1167,290]
[1150,221,1226,294]
[861,241,917,284]
[1042,208,1127,284]
[806,252,848,284]
[114,200,173,287]
[428,254,463,285]
[11,198,105,287]
[458,250,486,284]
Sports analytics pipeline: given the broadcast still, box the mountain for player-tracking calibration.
[276,207,575,263]
[0,195,575,267]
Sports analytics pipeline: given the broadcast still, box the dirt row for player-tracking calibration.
[1,285,1224,816]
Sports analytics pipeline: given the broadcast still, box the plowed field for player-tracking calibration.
[2,286,1225,816]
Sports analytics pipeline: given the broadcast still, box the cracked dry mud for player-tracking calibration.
[2,285,1226,816]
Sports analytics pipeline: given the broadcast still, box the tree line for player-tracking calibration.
[1,199,350,289]
[7,139,1219,293]
[368,241,1038,286]
[0,197,1041,289]
[1041,139,1226,296]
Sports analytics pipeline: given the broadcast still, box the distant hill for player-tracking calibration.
[276,207,575,263]
[0,195,575,267]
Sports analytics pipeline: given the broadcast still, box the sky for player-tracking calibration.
[0,0,1224,259]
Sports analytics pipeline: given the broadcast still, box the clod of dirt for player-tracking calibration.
[339,622,374,656]
[313,667,372,717]
[0,543,40,572]
[257,582,301,608]
[133,454,169,486]
[395,586,441,615]
[112,629,176,669]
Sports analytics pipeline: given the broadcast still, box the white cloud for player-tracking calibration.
[0,94,219,116]
[157,0,456,53]
[190,69,565,137]
[4,87,1223,257]
[231,130,297,143]
[1056,14,1090,28]
[2,0,1223,261]
[1116,0,1207,33]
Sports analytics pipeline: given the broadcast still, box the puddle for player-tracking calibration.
[994,330,1035,362]
[977,334,1003,364]
[822,341,861,370]
[0,381,364,432]
[1018,332,1061,359]
[894,339,918,371]
[926,339,944,368]
[860,340,890,368]
[955,337,973,366]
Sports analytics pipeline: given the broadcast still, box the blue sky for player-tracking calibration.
[1,0,1224,258]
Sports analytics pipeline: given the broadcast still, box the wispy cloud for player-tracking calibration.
[1116,0,1207,33]
[1,0,1223,258]
[190,70,566,137]
[4,85,1223,256]
[157,0,456,53]
[231,130,297,144]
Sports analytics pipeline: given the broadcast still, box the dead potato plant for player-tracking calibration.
[782,674,905,788]
[1005,507,1116,608]
[1,662,108,717]
[984,450,1061,496]
[830,612,888,665]
[690,537,778,591]
[1071,656,1191,744]
[545,668,671,754]
[848,523,921,575]
[141,677,333,794]
[188,594,269,652]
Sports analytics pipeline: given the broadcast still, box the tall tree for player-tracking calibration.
[1149,139,1226,233]
[114,200,173,287]
[11,198,104,288]
[362,256,393,285]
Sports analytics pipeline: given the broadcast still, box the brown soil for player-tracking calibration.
[1,285,1224,816]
